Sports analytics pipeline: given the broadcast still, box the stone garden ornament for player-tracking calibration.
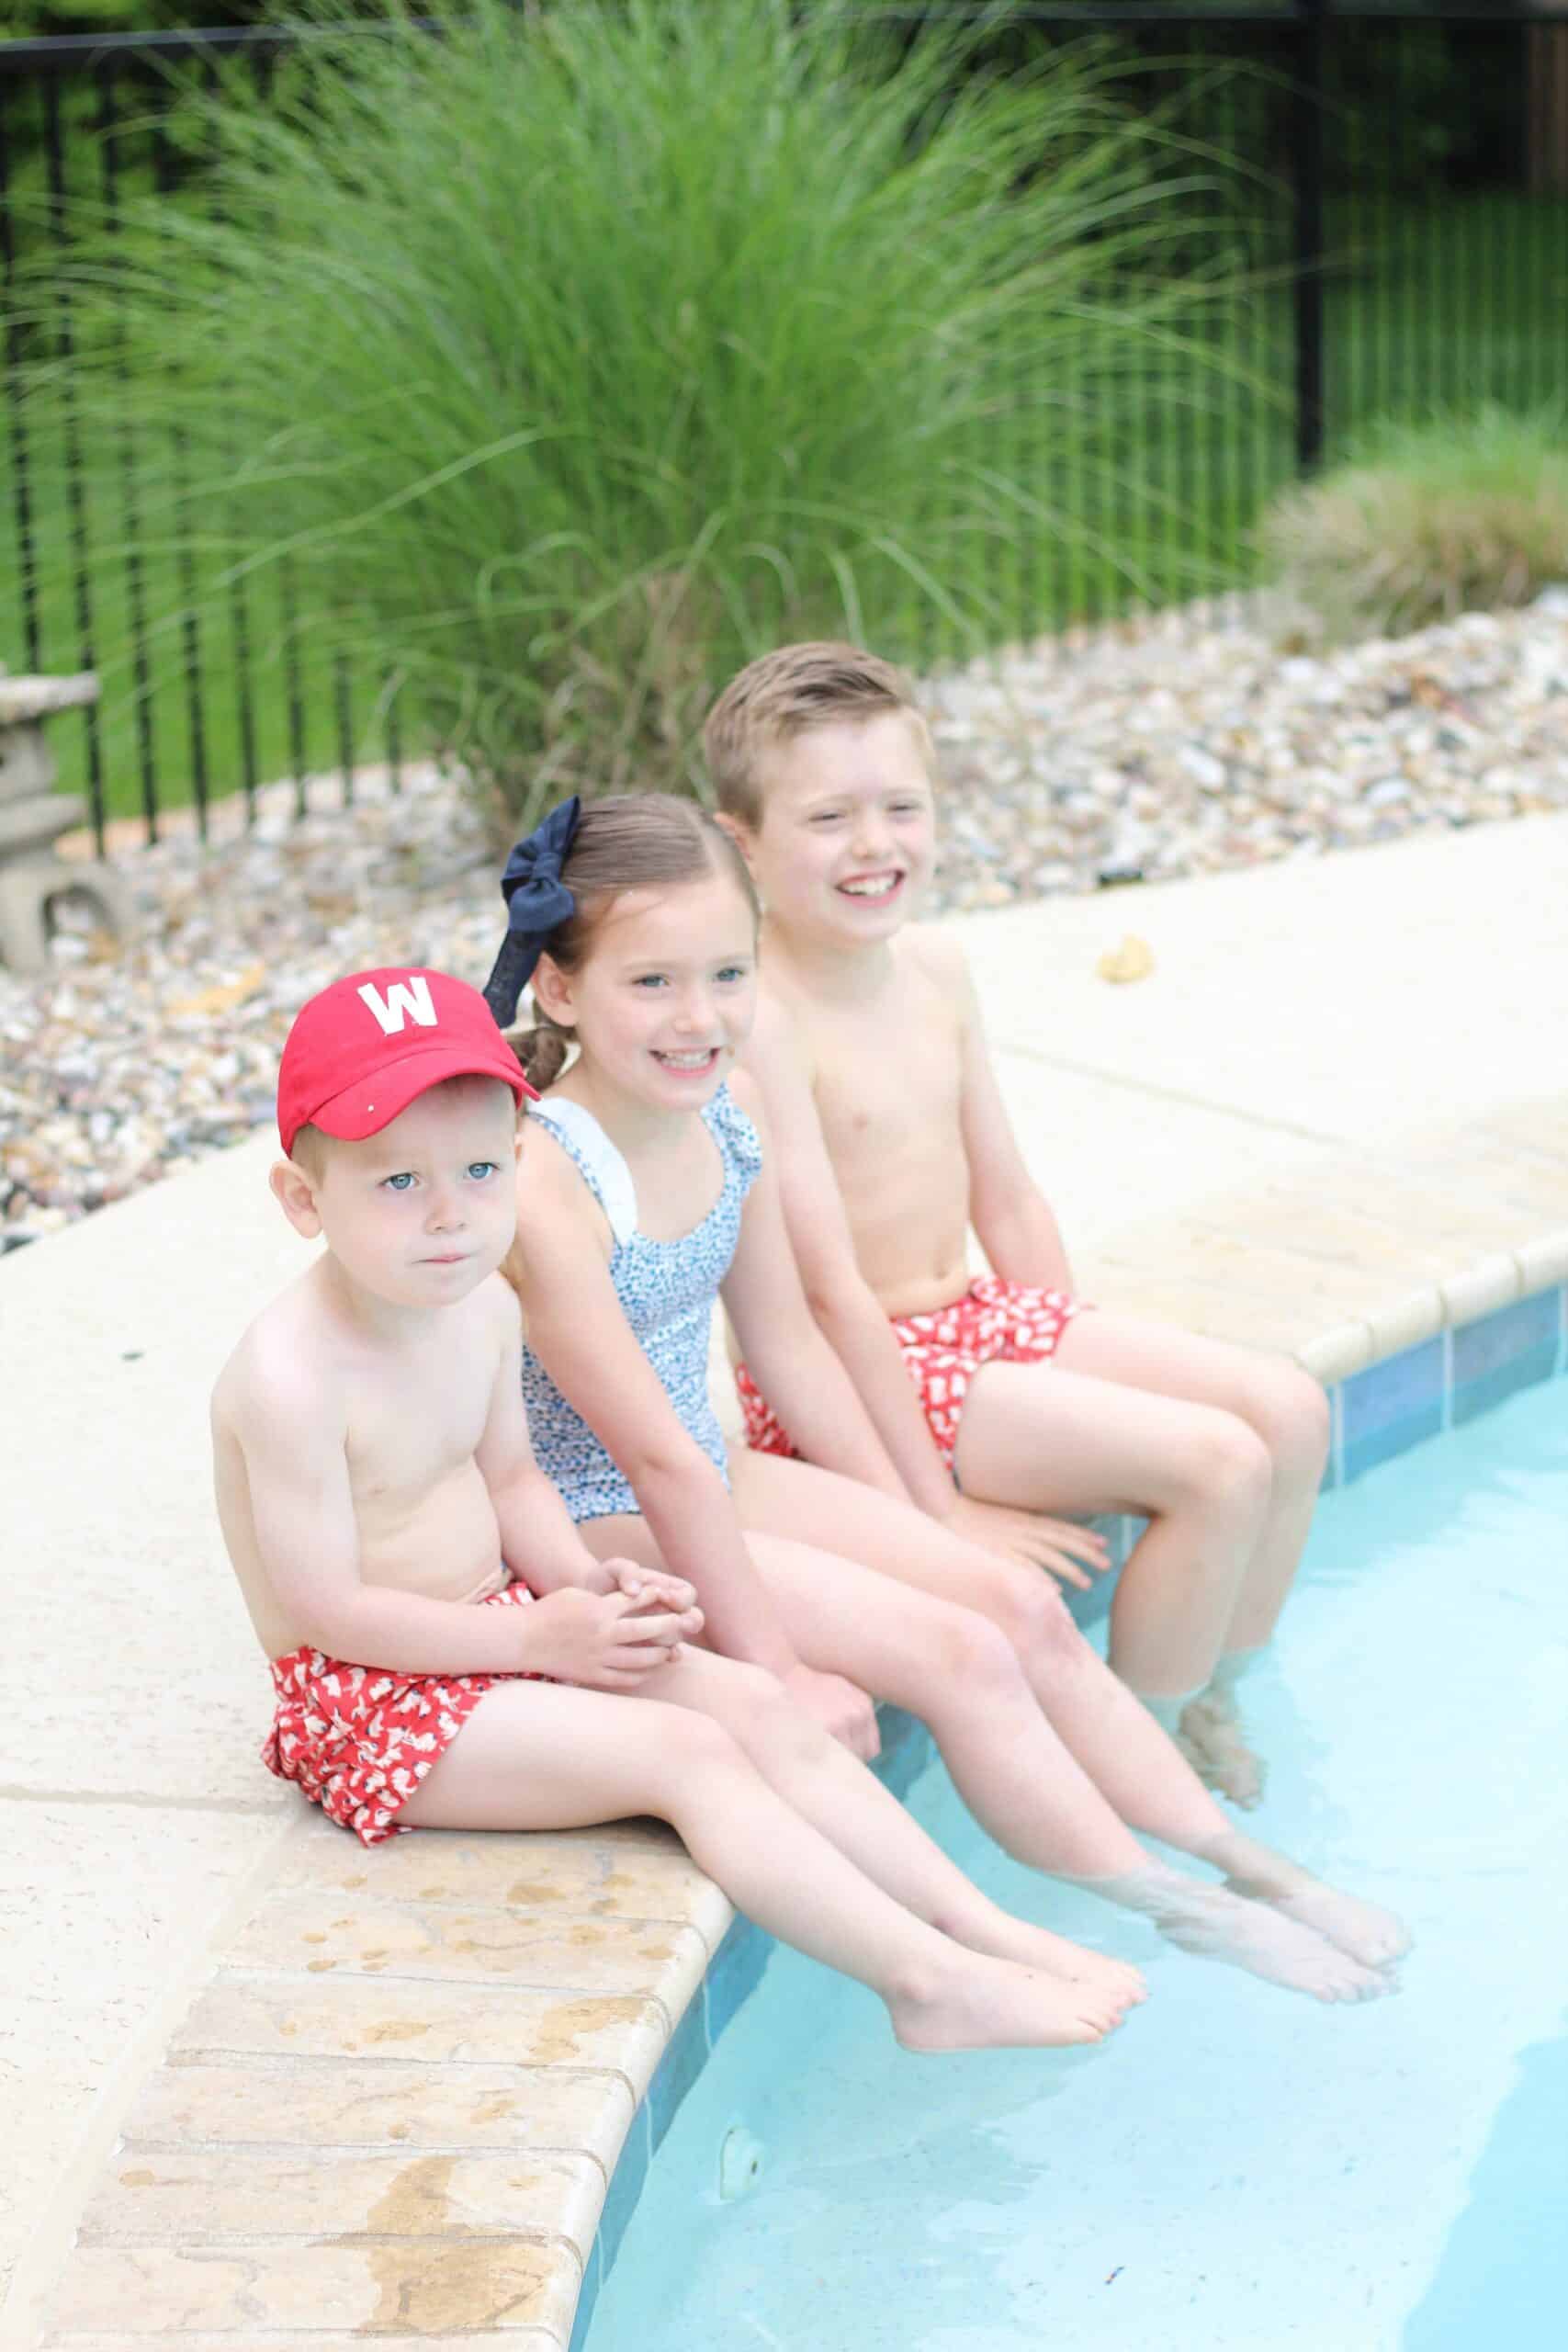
[0,668,132,975]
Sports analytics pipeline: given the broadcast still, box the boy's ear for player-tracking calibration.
[530,953,575,1027]
[270,1156,324,1240]
[712,809,759,874]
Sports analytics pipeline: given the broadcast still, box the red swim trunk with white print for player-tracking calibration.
[261,1579,544,1848]
[737,1275,1089,1472]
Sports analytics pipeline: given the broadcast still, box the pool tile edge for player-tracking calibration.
[583,1251,1568,2340]
[24,1224,1568,2351]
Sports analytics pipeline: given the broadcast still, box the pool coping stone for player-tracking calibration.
[8,811,1568,2351]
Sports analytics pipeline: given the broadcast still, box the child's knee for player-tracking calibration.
[990,1570,1083,1670]
[1179,1412,1274,1524]
[1259,1364,1331,1479]
[663,1708,747,1781]
[934,1604,1030,1699]
[727,1662,833,1767]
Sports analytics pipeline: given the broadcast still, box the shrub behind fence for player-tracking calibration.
[2,1,1566,845]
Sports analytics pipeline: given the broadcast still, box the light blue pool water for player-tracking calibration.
[589,1374,1568,2352]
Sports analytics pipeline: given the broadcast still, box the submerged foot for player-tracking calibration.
[1265,1885,1412,1971]
[959,1913,1147,2011]
[1178,1694,1267,1809]
[890,1953,1130,2053]
[1195,1831,1413,1973]
[1081,1865,1390,2005]
[1155,1883,1391,2004]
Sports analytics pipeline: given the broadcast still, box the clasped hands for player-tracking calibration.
[530,1557,878,1757]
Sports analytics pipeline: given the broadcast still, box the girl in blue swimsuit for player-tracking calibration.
[485,794,1403,2006]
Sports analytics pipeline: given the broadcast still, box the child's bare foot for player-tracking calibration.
[1178,1694,1267,1809]
[1266,1885,1411,1971]
[1155,1886,1389,2004]
[1196,1832,1413,1971]
[889,1952,1128,2052]
[1079,1866,1390,2005]
[954,1913,1147,2010]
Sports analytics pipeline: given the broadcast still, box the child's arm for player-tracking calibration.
[953,947,1075,1294]
[742,989,1102,1585]
[512,1136,877,1749]
[477,1291,702,1624]
[720,1075,913,1500]
[475,1286,634,1594]
[739,995,963,1517]
[234,1343,687,1683]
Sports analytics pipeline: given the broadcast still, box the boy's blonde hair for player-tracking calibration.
[703,642,927,830]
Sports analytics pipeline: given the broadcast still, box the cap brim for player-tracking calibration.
[306,1042,538,1146]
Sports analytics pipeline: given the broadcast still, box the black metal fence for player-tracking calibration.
[3,3,1566,848]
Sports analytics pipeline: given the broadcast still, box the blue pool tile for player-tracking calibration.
[1322,1384,1343,1493]
[1451,1291,1562,1428]
[705,1913,773,2048]
[569,2233,603,2352]
[1341,1337,1445,1484]
[593,2102,650,2276]
[646,1991,709,2153]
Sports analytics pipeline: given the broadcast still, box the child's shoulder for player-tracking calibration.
[745,978,807,1062]
[211,1274,336,1443]
[514,1097,619,1261]
[724,1064,765,1127]
[901,921,972,992]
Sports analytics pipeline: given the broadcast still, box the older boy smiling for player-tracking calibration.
[710,643,1332,1807]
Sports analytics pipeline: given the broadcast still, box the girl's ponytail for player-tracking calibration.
[509,1005,572,1094]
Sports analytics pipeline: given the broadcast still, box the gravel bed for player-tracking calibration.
[3,592,1565,1252]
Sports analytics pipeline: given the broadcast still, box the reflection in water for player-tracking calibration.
[1403,2020,1568,2351]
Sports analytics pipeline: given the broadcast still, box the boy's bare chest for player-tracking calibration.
[803,986,964,1169]
[344,1339,494,1505]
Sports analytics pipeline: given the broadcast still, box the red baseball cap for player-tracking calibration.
[276,967,537,1158]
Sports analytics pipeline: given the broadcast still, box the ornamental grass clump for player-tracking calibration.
[1260,407,1568,643]
[26,0,1238,826]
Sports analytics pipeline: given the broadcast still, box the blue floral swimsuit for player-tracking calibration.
[521,1085,762,1521]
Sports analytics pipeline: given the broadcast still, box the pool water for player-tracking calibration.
[589,1374,1568,2352]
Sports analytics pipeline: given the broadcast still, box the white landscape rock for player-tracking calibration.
[1,592,1564,1248]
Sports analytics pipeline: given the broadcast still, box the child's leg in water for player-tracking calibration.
[637,1643,1144,2008]
[730,1453,1410,1973]
[400,1675,1127,2051]
[948,1356,1280,1804]
[587,1517,1390,2003]
[1052,1310,1332,1803]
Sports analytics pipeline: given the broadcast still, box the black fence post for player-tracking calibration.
[1292,0,1328,473]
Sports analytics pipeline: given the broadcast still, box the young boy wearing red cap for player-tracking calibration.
[213,964,701,1843]
[208,967,1141,2052]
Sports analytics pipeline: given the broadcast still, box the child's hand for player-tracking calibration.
[782,1665,880,1761]
[525,1587,703,1689]
[606,1560,702,1620]
[940,1495,1111,1590]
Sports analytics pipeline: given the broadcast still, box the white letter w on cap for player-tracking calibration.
[357,976,438,1035]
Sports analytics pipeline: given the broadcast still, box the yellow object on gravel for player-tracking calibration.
[1097,933,1155,984]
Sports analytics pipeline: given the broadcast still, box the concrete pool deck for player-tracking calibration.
[2,808,1565,2348]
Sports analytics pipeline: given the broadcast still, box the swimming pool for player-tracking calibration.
[586,1369,1568,2352]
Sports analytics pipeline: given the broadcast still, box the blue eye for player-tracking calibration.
[633,974,669,989]
[467,1160,499,1182]
[383,1171,415,1193]
[716,965,750,985]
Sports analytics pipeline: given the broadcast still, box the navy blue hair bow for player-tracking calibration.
[482,795,582,1028]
